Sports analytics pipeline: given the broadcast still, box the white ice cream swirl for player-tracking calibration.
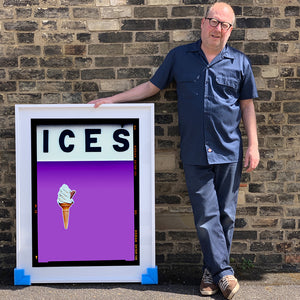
[57,184,74,204]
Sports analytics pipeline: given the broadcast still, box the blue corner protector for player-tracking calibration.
[141,266,158,285]
[14,268,31,286]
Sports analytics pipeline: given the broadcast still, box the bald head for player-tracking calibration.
[206,2,235,25]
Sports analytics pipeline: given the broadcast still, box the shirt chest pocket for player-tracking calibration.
[216,76,239,90]
[177,75,201,98]
[215,76,240,99]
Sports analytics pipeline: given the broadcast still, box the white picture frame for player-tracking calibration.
[14,104,156,284]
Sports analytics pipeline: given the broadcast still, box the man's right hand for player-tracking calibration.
[88,98,113,108]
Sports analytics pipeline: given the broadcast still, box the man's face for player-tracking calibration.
[201,5,234,53]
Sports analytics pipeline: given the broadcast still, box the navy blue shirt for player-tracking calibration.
[150,39,258,165]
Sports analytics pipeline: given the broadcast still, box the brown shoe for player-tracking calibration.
[200,268,219,296]
[218,275,240,299]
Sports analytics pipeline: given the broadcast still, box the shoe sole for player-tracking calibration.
[200,289,219,296]
[227,281,240,299]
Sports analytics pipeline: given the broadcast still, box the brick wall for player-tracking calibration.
[0,0,299,283]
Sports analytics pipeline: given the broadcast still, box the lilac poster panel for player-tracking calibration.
[32,120,139,266]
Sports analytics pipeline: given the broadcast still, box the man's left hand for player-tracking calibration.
[244,146,260,172]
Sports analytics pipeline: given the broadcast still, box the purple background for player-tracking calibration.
[36,161,135,263]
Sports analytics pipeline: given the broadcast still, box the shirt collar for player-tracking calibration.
[188,39,235,60]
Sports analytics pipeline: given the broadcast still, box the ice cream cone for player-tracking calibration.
[59,202,73,229]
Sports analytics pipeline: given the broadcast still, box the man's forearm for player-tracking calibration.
[241,99,258,148]
[241,99,260,172]
[89,81,160,107]
[110,81,160,103]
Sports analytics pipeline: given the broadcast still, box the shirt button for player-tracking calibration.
[208,148,213,153]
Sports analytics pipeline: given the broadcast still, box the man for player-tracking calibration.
[89,2,259,299]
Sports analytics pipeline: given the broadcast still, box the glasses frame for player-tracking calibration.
[205,17,233,32]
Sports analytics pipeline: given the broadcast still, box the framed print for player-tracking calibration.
[14,104,156,284]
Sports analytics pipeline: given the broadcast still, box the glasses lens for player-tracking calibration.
[209,19,219,27]
[221,23,231,31]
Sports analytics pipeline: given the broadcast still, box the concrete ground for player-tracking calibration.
[0,273,299,300]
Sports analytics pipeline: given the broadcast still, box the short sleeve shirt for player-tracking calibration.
[150,39,258,165]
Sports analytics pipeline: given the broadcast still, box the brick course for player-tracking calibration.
[0,0,299,284]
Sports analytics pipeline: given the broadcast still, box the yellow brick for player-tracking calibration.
[246,29,269,41]
[261,66,279,78]
[95,0,110,6]
[237,190,245,205]
[155,152,176,171]
[110,0,127,5]
[147,0,180,5]
[100,80,132,91]
[87,20,120,31]
[100,7,132,19]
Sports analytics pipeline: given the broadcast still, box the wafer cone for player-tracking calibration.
[59,202,73,229]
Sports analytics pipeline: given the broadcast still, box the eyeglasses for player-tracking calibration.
[205,17,233,32]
